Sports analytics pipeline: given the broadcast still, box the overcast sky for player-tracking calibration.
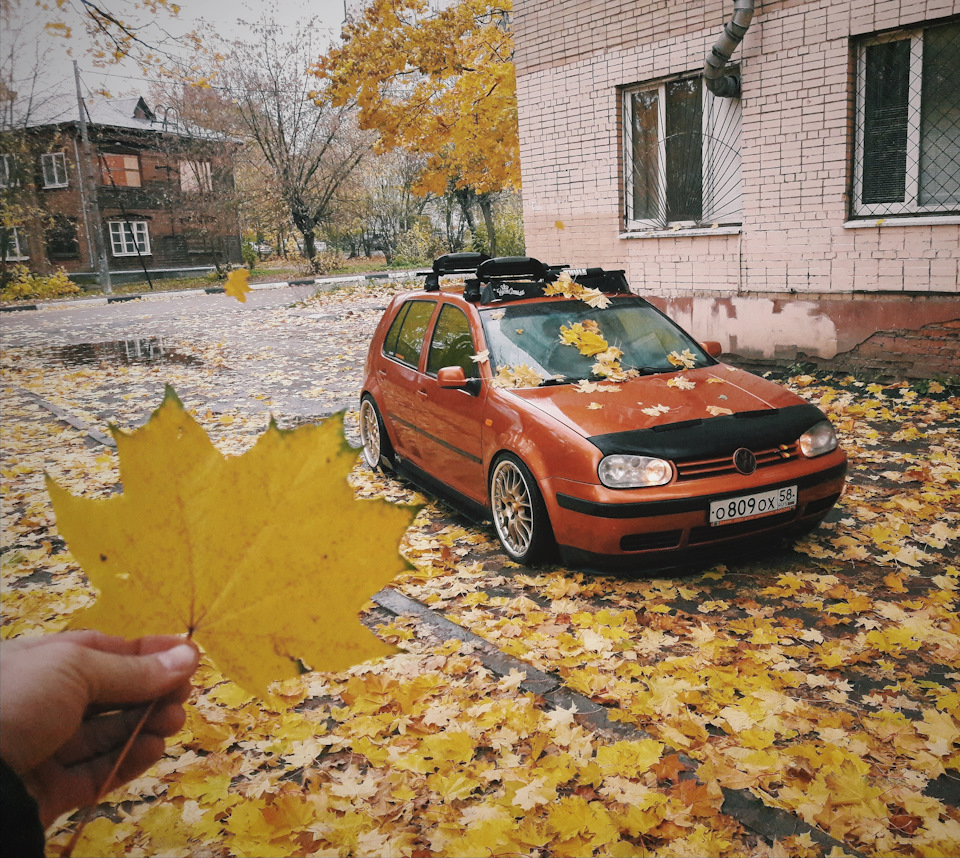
[6,0,350,102]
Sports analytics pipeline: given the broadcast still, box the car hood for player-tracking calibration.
[508,365,827,457]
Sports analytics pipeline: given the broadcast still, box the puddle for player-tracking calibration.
[40,338,201,367]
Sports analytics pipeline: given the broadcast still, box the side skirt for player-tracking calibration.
[394,456,490,525]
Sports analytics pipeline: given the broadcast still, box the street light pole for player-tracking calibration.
[73,61,111,293]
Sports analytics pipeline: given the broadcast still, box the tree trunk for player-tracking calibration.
[478,194,497,258]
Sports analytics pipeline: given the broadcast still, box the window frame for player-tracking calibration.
[622,72,743,232]
[382,299,436,368]
[99,153,142,188]
[1,226,28,261]
[426,303,477,378]
[852,23,960,217]
[180,160,213,193]
[108,220,151,257]
[0,154,17,188]
[41,152,69,189]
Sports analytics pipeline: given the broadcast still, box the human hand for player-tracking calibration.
[0,631,199,827]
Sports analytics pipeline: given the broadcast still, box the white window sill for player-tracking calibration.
[42,183,69,190]
[619,226,742,239]
[2,256,29,262]
[845,215,960,228]
[111,252,152,257]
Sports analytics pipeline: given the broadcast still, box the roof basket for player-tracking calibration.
[476,256,549,284]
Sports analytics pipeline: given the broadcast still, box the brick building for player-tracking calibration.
[1,93,242,285]
[513,0,960,377]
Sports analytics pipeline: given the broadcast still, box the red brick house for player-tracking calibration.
[512,0,960,377]
[1,93,242,284]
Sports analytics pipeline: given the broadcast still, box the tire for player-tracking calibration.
[489,453,555,565]
[359,395,394,471]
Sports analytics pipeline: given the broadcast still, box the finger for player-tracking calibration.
[64,631,195,658]
[55,700,188,767]
[71,641,199,706]
[27,734,168,828]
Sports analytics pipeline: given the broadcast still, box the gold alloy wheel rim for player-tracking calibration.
[492,460,534,557]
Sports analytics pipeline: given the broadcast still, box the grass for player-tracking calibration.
[3,257,409,304]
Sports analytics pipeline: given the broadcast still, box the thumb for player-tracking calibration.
[76,643,199,706]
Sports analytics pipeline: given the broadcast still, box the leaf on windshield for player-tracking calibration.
[471,350,490,364]
[667,349,697,370]
[492,364,544,389]
[47,387,418,695]
[544,272,611,308]
[559,321,609,357]
[667,376,696,390]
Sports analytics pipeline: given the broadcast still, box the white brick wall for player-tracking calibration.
[514,0,960,298]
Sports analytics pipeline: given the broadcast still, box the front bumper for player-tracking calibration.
[543,452,848,570]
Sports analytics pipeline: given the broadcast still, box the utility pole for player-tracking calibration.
[73,61,111,293]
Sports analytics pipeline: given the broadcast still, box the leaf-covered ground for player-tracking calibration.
[1,286,958,857]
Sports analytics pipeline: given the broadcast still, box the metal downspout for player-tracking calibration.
[704,0,755,98]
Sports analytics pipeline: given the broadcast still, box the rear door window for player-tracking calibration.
[383,300,436,367]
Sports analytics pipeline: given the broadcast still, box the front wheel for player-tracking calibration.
[489,453,555,565]
[359,396,393,471]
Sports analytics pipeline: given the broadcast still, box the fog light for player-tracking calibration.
[599,455,672,488]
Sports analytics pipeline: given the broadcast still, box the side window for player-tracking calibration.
[383,300,435,367]
[427,305,476,376]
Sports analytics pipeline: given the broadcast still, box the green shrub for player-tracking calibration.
[241,240,258,270]
[395,221,446,267]
[0,265,82,302]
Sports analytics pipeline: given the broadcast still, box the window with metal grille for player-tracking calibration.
[109,220,151,256]
[41,152,68,188]
[623,73,742,230]
[853,20,960,217]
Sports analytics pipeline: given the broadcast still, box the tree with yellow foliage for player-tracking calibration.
[313,0,518,254]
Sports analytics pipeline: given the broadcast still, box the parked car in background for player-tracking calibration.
[360,254,847,568]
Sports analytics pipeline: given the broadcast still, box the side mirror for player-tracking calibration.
[700,341,723,358]
[437,366,481,395]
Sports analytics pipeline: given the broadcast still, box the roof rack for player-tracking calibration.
[417,254,631,304]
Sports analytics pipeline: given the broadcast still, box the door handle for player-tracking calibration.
[417,388,428,398]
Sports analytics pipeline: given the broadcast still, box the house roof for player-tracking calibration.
[11,92,229,142]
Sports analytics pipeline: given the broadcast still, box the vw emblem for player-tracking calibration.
[733,448,757,475]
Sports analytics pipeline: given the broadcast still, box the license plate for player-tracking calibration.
[710,485,797,526]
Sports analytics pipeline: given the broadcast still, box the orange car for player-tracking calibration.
[360,255,847,568]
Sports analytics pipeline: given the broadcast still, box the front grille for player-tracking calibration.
[675,443,800,480]
[620,530,683,552]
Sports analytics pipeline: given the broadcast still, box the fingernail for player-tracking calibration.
[156,644,195,672]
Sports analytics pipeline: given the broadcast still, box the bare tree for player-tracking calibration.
[211,18,373,268]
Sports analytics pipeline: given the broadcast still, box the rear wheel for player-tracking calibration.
[359,396,393,471]
[489,453,555,565]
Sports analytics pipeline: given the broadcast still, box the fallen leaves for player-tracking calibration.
[2,286,959,858]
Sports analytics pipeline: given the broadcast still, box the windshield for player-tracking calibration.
[479,297,712,385]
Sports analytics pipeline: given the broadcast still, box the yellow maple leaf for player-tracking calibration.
[47,387,417,695]
[224,268,252,303]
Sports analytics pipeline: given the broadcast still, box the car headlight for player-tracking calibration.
[599,455,672,488]
[799,420,839,458]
